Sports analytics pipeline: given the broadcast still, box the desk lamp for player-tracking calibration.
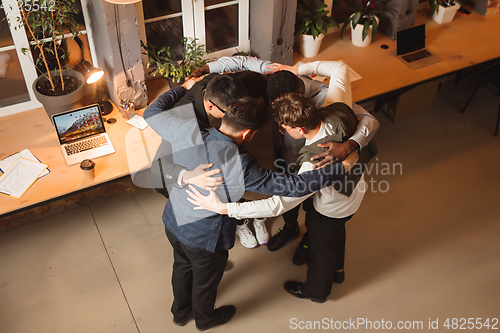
[75,61,113,116]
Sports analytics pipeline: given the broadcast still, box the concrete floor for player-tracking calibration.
[1,80,499,332]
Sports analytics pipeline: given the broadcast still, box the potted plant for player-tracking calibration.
[340,0,391,47]
[295,0,338,58]
[4,0,86,117]
[430,0,461,24]
[141,38,211,86]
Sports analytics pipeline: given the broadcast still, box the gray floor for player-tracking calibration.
[1,80,499,332]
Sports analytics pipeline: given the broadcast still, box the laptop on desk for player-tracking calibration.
[52,104,115,166]
[397,24,441,70]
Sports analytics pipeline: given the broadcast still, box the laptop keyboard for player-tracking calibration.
[65,135,108,156]
[402,49,431,63]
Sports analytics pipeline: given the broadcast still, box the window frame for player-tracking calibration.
[0,0,96,116]
[138,0,250,80]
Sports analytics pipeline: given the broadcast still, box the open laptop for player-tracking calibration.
[52,104,115,166]
[397,24,441,70]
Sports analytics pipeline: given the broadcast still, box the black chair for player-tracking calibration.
[460,63,500,137]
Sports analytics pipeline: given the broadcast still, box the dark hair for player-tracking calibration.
[231,71,268,101]
[266,70,305,102]
[205,74,248,109]
[222,96,269,132]
[271,92,319,130]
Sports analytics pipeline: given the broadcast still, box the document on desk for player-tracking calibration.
[0,148,50,179]
[312,66,362,83]
[127,115,149,130]
[0,157,49,198]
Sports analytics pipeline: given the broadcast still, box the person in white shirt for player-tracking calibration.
[186,60,378,303]
[191,56,380,253]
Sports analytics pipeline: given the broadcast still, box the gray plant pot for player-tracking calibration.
[33,69,87,120]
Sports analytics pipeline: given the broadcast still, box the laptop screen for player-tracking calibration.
[397,24,426,56]
[52,104,106,144]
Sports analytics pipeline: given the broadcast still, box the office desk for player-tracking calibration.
[0,105,161,217]
[1,9,499,217]
[294,9,500,103]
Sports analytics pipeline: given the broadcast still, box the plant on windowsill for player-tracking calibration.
[429,0,461,24]
[339,0,392,47]
[295,0,338,58]
[141,38,212,86]
[3,0,86,116]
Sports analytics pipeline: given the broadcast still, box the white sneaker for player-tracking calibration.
[253,218,269,245]
[236,219,258,248]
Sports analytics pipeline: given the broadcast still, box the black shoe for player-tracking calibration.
[292,237,309,266]
[334,270,345,284]
[196,305,236,331]
[267,224,299,252]
[284,281,326,303]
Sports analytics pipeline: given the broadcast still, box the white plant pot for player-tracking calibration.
[297,33,324,58]
[432,3,460,24]
[351,16,379,47]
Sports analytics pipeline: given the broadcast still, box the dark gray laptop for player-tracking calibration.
[397,24,441,70]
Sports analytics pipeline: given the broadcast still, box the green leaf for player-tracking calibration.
[352,12,362,27]
[362,20,370,41]
[371,17,378,40]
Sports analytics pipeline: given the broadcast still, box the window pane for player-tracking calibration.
[145,17,184,58]
[0,50,31,108]
[0,9,30,108]
[205,4,238,52]
[0,11,14,48]
[142,0,182,20]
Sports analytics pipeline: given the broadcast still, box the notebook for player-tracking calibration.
[52,104,115,166]
[397,24,441,70]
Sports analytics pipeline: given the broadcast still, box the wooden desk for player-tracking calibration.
[1,9,499,217]
[0,105,161,217]
[294,9,500,103]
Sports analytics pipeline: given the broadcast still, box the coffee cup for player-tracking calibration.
[80,159,95,181]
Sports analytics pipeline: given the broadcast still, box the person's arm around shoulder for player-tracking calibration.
[185,155,357,217]
[349,103,380,149]
[298,60,352,108]
[311,104,380,168]
[189,56,272,78]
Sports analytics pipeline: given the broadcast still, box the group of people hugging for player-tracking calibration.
[142,55,380,331]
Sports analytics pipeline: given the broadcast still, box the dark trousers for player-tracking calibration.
[303,206,353,299]
[282,196,314,226]
[165,228,228,327]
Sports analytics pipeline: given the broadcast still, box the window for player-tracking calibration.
[0,0,94,116]
[139,0,249,78]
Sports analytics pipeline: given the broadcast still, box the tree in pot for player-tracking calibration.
[4,0,86,117]
[295,0,338,58]
[429,0,461,24]
[339,0,391,47]
[141,38,211,87]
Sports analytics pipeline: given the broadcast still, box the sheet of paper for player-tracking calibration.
[0,149,50,178]
[127,115,149,130]
[311,66,362,83]
[0,157,49,199]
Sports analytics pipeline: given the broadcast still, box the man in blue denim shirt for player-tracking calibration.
[144,79,347,331]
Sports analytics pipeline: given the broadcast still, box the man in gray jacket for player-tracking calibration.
[144,79,348,331]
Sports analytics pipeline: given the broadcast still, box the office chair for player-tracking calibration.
[460,63,500,137]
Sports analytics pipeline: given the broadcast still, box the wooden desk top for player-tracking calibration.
[0,105,161,216]
[1,9,499,216]
[294,9,500,102]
